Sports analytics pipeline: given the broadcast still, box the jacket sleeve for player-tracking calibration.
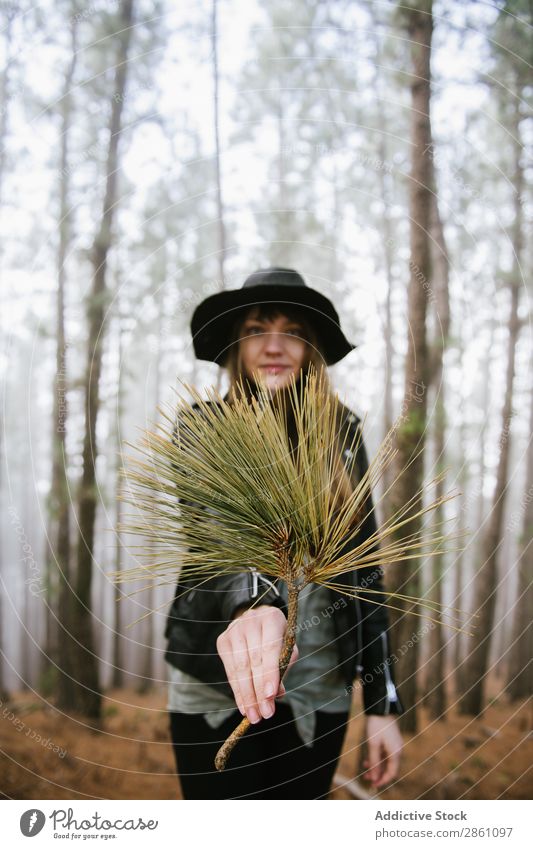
[345,413,404,716]
[169,404,287,624]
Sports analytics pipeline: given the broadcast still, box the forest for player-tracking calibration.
[0,0,531,800]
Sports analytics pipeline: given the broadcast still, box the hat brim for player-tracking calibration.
[190,283,356,366]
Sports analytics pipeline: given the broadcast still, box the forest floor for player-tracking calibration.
[0,678,531,800]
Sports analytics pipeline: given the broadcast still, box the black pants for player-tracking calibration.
[169,702,349,799]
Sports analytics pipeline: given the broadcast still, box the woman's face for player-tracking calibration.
[238,308,309,392]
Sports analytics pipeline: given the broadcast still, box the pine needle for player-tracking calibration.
[114,363,467,768]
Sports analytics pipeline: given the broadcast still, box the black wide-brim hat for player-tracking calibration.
[190,267,356,367]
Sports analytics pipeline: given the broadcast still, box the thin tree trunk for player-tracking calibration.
[385,0,434,735]
[275,80,290,267]
[0,0,18,702]
[369,4,396,496]
[424,170,451,719]
[380,151,396,499]
[49,20,78,709]
[453,317,494,694]
[475,327,494,532]
[112,304,125,690]
[212,0,226,282]
[137,284,163,693]
[212,0,226,395]
[506,365,533,700]
[71,0,135,718]
[458,286,520,715]
[458,94,523,715]
[453,391,468,694]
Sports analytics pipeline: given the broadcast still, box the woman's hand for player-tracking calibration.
[362,715,403,788]
[216,605,299,724]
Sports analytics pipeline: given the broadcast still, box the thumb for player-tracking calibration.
[365,739,381,782]
[276,645,299,697]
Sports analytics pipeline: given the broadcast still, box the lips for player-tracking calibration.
[260,365,289,374]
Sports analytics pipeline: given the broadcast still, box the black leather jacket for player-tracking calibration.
[164,401,404,717]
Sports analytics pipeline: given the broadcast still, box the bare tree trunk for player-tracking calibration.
[380,151,396,499]
[212,0,226,283]
[137,285,163,693]
[458,96,523,715]
[475,328,494,532]
[453,318,494,694]
[212,0,226,396]
[369,4,396,496]
[505,358,533,700]
[111,305,125,690]
[47,20,78,709]
[385,0,434,735]
[458,287,520,715]
[71,0,135,718]
[274,80,291,267]
[424,174,451,719]
[0,1,16,236]
[453,397,468,694]
[0,0,19,703]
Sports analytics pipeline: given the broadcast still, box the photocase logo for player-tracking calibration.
[20,809,46,837]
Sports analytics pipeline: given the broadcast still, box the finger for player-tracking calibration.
[245,624,274,720]
[275,638,300,697]
[260,623,300,714]
[226,662,247,717]
[288,643,299,668]
[277,645,299,697]
[374,749,401,788]
[216,634,246,716]
[258,617,287,712]
[365,741,383,785]
[230,629,261,724]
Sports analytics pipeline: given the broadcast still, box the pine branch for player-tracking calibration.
[115,363,467,768]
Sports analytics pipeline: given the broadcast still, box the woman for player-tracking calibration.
[165,267,403,799]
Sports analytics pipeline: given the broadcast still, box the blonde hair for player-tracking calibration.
[223,304,361,519]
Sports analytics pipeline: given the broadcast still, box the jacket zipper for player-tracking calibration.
[249,566,280,599]
[354,594,364,674]
[250,567,258,598]
[380,630,398,715]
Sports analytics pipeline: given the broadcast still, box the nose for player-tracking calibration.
[263,331,286,354]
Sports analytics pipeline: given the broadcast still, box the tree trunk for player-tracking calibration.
[385,0,434,735]
[505,354,533,700]
[454,319,493,695]
[274,79,291,267]
[137,284,163,693]
[48,20,78,710]
[71,0,135,718]
[212,0,226,283]
[369,5,396,497]
[0,0,19,703]
[212,0,227,396]
[380,147,396,499]
[111,306,125,690]
[453,396,468,695]
[424,172,451,719]
[458,95,523,715]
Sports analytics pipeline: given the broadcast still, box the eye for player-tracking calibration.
[245,324,263,335]
[286,327,304,337]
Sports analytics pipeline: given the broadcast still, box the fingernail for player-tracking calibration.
[248,708,260,724]
[265,682,274,697]
[260,701,273,718]
[238,703,245,716]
